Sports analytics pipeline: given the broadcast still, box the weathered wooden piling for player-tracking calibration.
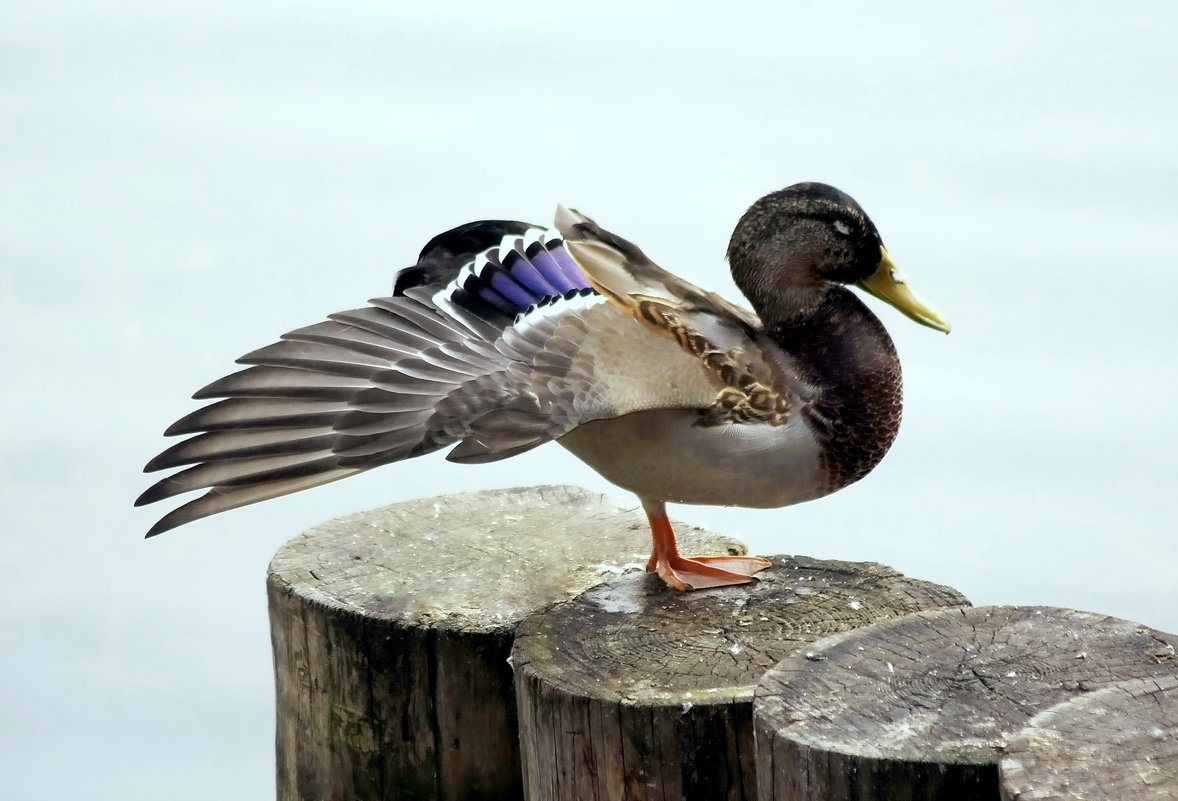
[511,556,969,801]
[266,484,746,801]
[753,605,1178,801]
[1000,674,1178,800]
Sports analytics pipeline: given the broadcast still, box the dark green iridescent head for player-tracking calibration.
[727,182,949,332]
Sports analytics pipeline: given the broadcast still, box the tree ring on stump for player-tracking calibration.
[754,605,1178,801]
[513,555,968,800]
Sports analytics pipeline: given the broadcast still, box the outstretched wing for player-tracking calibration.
[138,220,721,536]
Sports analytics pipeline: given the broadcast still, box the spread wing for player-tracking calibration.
[139,209,799,537]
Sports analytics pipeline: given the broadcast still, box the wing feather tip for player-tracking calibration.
[143,499,211,538]
[144,439,196,473]
[143,454,169,473]
[134,480,173,507]
[163,418,195,436]
[144,517,178,538]
[553,204,590,240]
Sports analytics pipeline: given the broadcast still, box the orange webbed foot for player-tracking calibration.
[641,497,772,592]
[652,553,772,591]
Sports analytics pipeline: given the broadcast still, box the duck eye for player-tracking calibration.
[832,219,852,236]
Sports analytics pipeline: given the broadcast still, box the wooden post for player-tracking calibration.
[266,484,747,801]
[1000,674,1178,800]
[754,605,1178,801]
[511,556,969,801]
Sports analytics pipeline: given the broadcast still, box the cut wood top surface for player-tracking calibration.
[755,605,1178,766]
[1000,675,1178,801]
[513,556,968,705]
[266,485,745,633]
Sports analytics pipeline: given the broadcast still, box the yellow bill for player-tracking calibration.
[857,247,951,333]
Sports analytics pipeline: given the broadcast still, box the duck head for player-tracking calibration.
[727,182,950,333]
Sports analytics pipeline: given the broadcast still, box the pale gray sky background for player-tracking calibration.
[3,3,1176,799]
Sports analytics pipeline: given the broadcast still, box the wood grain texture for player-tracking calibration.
[512,555,969,800]
[754,605,1178,801]
[1000,675,1178,801]
[267,484,746,801]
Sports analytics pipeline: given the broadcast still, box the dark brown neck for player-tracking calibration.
[766,287,904,491]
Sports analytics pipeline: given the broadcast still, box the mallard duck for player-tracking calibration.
[138,183,949,591]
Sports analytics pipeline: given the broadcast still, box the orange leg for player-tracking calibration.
[641,498,772,591]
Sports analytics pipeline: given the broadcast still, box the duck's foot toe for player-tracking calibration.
[654,554,772,591]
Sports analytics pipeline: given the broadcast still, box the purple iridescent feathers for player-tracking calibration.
[442,228,595,323]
